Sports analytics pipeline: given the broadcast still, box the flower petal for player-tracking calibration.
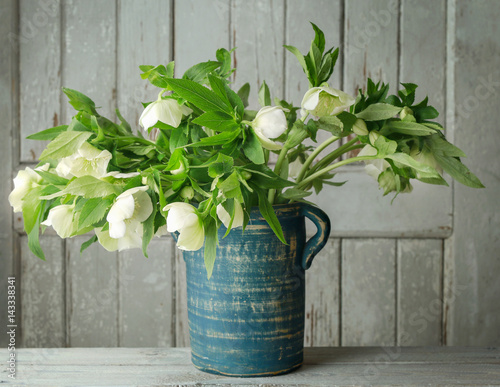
[107,194,135,223]
[164,202,197,232]
[109,219,127,239]
[177,213,205,251]
[301,88,321,111]
[41,205,76,238]
[133,190,153,223]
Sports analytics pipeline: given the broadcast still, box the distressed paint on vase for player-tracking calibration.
[181,202,330,377]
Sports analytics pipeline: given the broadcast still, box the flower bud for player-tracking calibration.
[378,170,398,195]
[251,106,288,150]
[301,85,355,118]
[400,106,414,121]
[352,118,368,136]
[369,131,380,146]
[241,171,252,180]
[180,186,194,200]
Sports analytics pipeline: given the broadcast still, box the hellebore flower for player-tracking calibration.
[251,106,288,150]
[55,142,112,179]
[163,202,204,251]
[301,85,355,118]
[288,157,304,179]
[410,145,443,178]
[106,186,153,239]
[97,187,153,252]
[8,164,49,213]
[139,97,192,131]
[96,222,143,252]
[216,201,244,229]
[41,205,79,238]
[358,144,391,181]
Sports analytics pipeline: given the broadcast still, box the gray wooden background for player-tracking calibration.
[1,0,499,349]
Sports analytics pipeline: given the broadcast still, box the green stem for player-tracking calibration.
[268,113,309,204]
[296,155,376,190]
[268,145,290,204]
[295,135,340,183]
[308,141,364,177]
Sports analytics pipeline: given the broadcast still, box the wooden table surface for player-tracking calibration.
[2,347,499,386]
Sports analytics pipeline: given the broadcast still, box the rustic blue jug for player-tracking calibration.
[182,202,331,377]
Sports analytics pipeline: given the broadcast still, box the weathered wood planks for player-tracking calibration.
[446,1,500,346]
[0,0,17,349]
[5,347,500,386]
[1,0,497,350]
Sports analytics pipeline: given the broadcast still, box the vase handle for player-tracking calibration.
[300,203,331,270]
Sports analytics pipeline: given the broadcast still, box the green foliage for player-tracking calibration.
[16,23,483,280]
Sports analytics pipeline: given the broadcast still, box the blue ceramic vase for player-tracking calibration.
[181,202,331,377]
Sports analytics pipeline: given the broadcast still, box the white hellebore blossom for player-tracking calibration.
[8,163,49,213]
[216,201,244,229]
[139,96,192,132]
[251,106,288,150]
[358,144,391,181]
[41,205,82,239]
[301,85,355,118]
[56,142,112,179]
[97,186,153,252]
[164,202,204,251]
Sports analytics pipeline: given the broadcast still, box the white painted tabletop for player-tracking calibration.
[2,347,499,386]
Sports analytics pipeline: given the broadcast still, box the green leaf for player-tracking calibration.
[281,188,312,200]
[63,88,98,115]
[28,212,45,260]
[373,136,398,157]
[80,234,98,254]
[307,42,322,85]
[170,123,189,152]
[142,191,157,258]
[183,60,221,83]
[284,45,309,77]
[115,108,133,134]
[310,22,326,53]
[39,131,92,161]
[434,154,484,188]
[356,103,402,121]
[167,78,232,114]
[190,129,240,147]
[41,175,121,200]
[35,170,69,186]
[204,218,218,279]
[22,186,44,235]
[241,164,294,189]
[243,128,265,164]
[218,171,243,202]
[386,153,441,177]
[258,81,271,107]
[382,121,436,136]
[192,111,239,132]
[216,48,232,77]
[26,125,68,141]
[224,84,245,119]
[208,74,232,108]
[237,83,251,107]
[317,115,344,136]
[78,197,114,229]
[256,187,286,244]
[208,153,234,178]
[166,61,175,78]
[426,134,466,157]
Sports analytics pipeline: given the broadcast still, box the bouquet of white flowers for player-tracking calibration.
[10,24,483,278]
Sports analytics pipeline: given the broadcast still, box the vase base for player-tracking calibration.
[192,361,303,378]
